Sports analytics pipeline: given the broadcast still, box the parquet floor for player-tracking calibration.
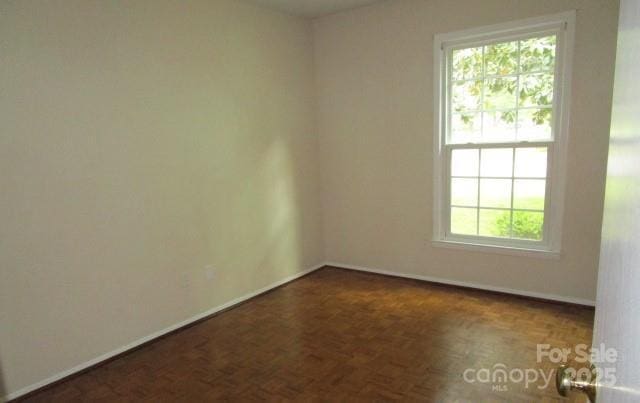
[18,267,594,402]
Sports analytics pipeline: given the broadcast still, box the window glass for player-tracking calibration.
[447,34,557,144]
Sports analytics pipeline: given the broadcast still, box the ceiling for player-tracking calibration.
[245,0,385,18]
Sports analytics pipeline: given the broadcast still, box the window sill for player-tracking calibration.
[432,239,561,259]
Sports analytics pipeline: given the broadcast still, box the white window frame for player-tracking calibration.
[432,11,575,258]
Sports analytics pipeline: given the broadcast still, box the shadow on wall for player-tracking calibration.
[0,358,7,402]
[252,137,304,281]
[190,122,313,309]
[225,135,307,291]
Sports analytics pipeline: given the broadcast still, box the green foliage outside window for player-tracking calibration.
[452,35,556,132]
[448,36,554,241]
[494,210,544,240]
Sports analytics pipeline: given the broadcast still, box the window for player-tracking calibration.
[433,12,575,256]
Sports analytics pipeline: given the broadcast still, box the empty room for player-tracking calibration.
[2,0,639,401]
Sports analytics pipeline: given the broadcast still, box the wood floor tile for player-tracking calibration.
[17,267,594,402]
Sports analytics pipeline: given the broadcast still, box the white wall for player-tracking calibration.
[0,0,323,396]
[314,0,618,302]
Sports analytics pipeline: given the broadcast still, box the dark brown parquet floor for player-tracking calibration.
[18,267,594,402]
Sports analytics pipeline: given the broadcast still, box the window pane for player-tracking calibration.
[480,179,512,208]
[484,41,518,76]
[520,35,556,73]
[443,33,559,246]
[480,148,513,177]
[451,112,481,143]
[484,77,517,110]
[451,178,478,206]
[483,110,516,142]
[519,73,554,107]
[451,207,477,235]
[452,80,482,111]
[479,209,511,237]
[513,179,546,210]
[517,108,552,141]
[451,149,479,176]
[452,47,483,80]
[514,148,547,178]
[512,211,544,240]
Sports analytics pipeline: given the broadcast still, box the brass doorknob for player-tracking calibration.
[555,365,597,402]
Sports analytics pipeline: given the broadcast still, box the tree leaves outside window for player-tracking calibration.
[450,35,556,143]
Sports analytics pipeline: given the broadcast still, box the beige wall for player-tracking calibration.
[314,0,618,302]
[0,0,620,398]
[0,0,323,396]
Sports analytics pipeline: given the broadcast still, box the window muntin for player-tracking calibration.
[448,35,557,145]
[449,146,548,241]
[434,15,572,254]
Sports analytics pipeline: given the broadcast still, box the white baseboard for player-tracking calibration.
[326,261,596,307]
[4,263,325,401]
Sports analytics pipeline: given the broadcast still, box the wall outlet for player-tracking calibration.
[181,272,191,288]
[204,265,216,281]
